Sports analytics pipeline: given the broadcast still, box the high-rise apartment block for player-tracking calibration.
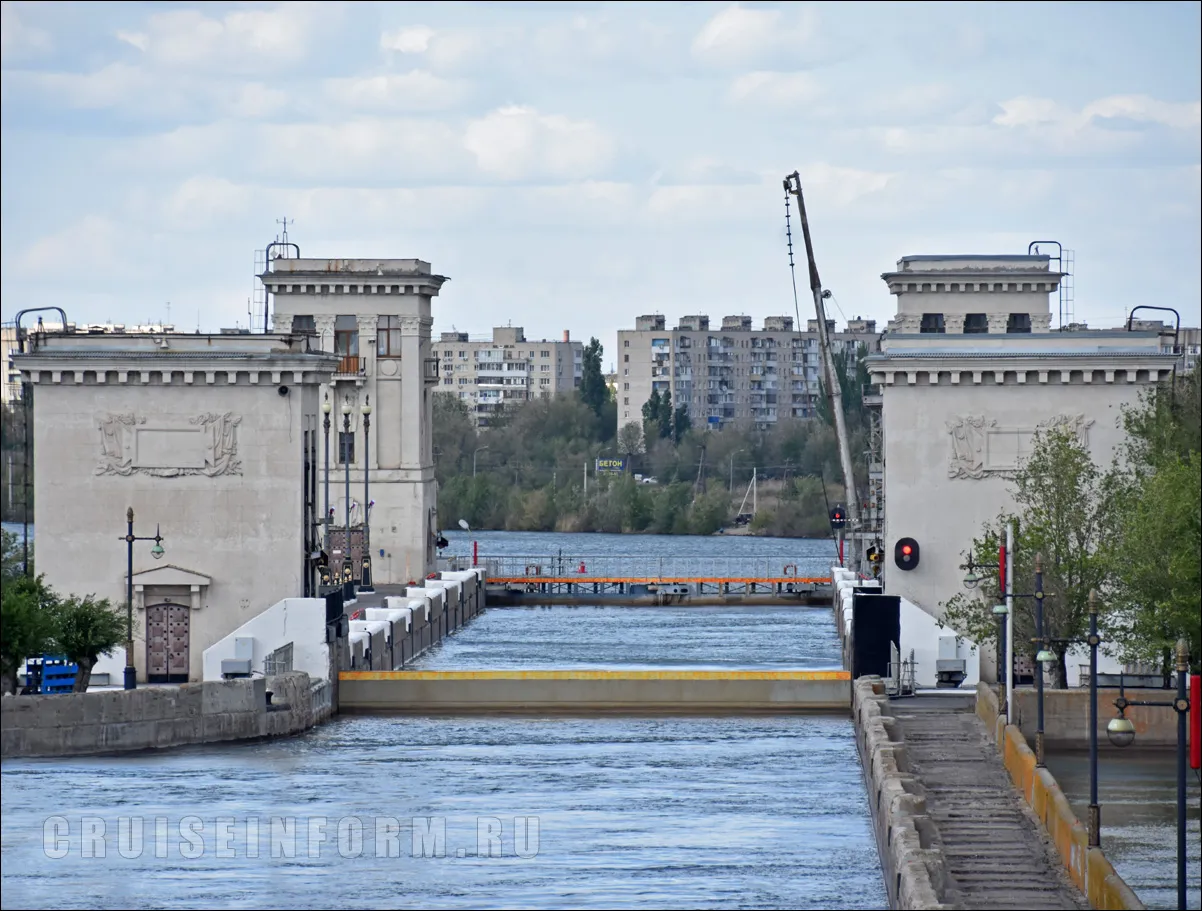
[615,314,881,433]
[432,327,583,427]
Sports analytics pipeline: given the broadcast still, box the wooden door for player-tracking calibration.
[146,603,190,683]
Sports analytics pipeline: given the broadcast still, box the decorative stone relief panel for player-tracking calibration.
[97,413,243,477]
[946,413,1093,480]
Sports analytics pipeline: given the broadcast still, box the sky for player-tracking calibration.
[1,1,1199,362]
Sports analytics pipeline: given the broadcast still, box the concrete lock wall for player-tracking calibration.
[1009,686,1180,749]
[975,684,1144,911]
[1,672,331,759]
[852,677,955,911]
[337,670,851,713]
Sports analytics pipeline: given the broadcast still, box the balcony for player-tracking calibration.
[423,358,440,385]
[334,355,366,380]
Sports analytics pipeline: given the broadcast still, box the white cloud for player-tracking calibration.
[1083,94,1201,130]
[323,71,467,112]
[463,106,616,181]
[30,63,153,109]
[692,3,818,68]
[1,2,51,61]
[380,26,434,55]
[162,176,249,228]
[18,215,123,275]
[121,3,324,72]
[115,30,148,52]
[727,71,820,106]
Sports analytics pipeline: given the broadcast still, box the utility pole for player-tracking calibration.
[784,171,860,572]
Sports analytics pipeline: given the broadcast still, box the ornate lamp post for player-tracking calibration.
[1032,553,1055,768]
[1086,589,1101,847]
[120,507,164,690]
[320,392,332,589]
[341,396,353,591]
[1107,639,1192,910]
[359,395,373,592]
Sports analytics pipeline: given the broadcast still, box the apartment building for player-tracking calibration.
[432,327,583,427]
[615,314,881,434]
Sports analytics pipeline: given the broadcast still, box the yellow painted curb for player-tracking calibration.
[340,669,851,682]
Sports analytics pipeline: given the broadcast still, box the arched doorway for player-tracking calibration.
[146,601,190,683]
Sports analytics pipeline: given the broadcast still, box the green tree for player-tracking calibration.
[1106,370,1202,675]
[432,392,478,486]
[672,403,692,444]
[942,428,1115,686]
[642,388,663,443]
[54,595,126,692]
[2,527,32,581]
[0,574,58,695]
[618,422,644,457]
[578,337,608,423]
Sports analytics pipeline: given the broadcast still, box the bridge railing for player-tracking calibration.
[445,553,830,581]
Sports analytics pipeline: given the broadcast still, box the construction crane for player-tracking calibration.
[783,171,860,572]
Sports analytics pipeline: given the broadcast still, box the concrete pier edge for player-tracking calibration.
[974,683,1145,911]
[853,676,955,910]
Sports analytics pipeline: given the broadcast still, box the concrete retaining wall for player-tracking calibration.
[1008,685,1178,749]
[339,670,851,713]
[1,672,330,759]
[975,684,1145,910]
[852,677,954,910]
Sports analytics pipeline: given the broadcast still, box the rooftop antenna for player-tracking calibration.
[264,218,301,334]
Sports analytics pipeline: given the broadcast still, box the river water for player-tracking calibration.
[1,531,887,909]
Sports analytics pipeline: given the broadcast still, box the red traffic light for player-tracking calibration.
[894,537,920,570]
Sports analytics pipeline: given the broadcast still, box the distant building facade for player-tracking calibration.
[615,314,881,434]
[13,331,337,684]
[262,257,448,582]
[431,327,583,427]
[871,254,1180,643]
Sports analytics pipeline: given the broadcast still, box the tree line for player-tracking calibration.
[942,366,1201,681]
[433,337,870,538]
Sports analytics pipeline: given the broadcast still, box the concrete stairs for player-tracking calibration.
[892,698,1089,911]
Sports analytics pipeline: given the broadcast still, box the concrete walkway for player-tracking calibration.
[890,696,1089,910]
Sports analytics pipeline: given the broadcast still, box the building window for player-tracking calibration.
[334,315,359,356]
[292,315,317,336]
[338,431,355,464]
[377,315,402,356]
[964,313,989,334]
[623,354,629,362]
[1007,313,1032,334]
[541,350,550,357]
[920,313,945,334]
[623,397,629,405]
[623,383,629,390]
[540,378,550,386]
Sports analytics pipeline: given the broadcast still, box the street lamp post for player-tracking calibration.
[341,396,353,592]
[1107,639,1192,909]
[320,393,332,589]
[730,449,745,492]
[120,507,164,690]
[473,445,490,478]
[961,527,1012,718]
[1033,553,1053,768]
[1086,589,1101,847]
[360,395,373,592]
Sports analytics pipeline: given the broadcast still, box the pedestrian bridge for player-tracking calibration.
[338,669,851,713]
[443,553,833,605]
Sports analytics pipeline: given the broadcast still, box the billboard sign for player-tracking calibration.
[595,456,628,473]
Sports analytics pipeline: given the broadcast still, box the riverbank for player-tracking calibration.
[1,673,329,758]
